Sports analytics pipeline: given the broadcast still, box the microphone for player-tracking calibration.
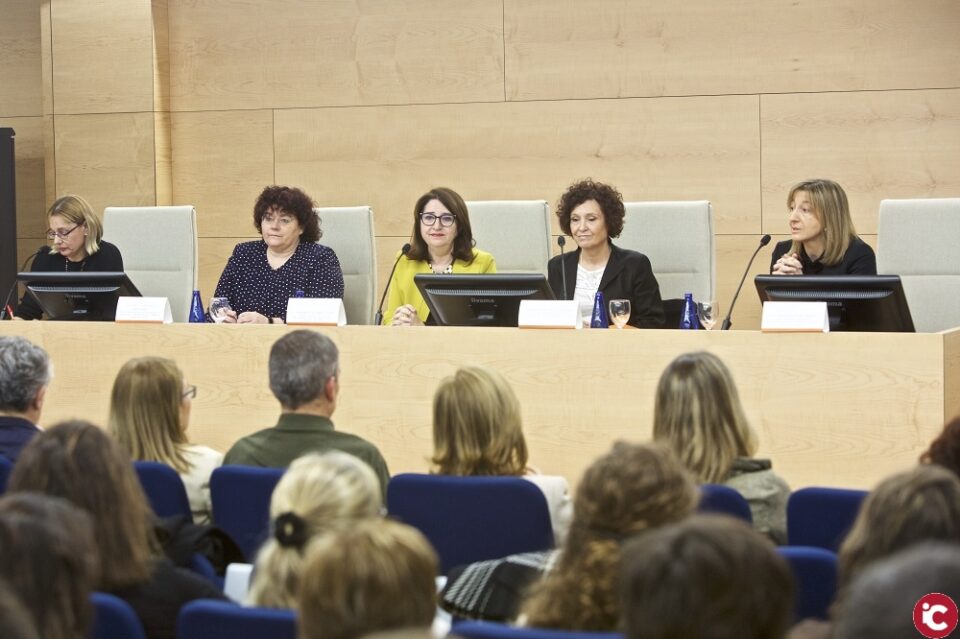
[720,234,771,331]
[1,245,46,320]
[374,243,411,325]
[557,236,568,299]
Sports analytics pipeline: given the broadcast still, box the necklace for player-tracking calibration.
[65,257,86,272]
[429,260,453,274]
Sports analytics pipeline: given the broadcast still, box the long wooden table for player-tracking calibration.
[4,322,959,490]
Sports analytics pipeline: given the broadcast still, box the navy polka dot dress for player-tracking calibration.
[213,240,344,321]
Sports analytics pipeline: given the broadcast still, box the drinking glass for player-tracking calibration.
[209,297,233,323]
[697,300,718,331]
[608,299,631,329]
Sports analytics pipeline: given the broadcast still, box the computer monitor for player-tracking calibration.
[17,271,142,321]
[754,274,915,333]
[414,273,555,327]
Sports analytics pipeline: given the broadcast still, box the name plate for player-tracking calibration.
[518,300,581,329]
[115,296,173,324]
[761,301,830,333]
[286,298,346,326]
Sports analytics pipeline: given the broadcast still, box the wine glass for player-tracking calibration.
[209,297,233,323]
[608,299,631,329]
[697,300,717,331]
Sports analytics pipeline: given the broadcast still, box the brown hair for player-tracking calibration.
[556,179,626,238]
[0,578,39,639]
[520,442,698,631]
[620,515,794,639]
[298,519,438,639]
[8,420,157,589]
[431,366,528,476]
[406,187,476,264]
[47,194,104,256]
[253,185,321,243]
[785,178,857,265]
[921,416,960,478]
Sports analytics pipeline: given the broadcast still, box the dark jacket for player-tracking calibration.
[770,237,877,275]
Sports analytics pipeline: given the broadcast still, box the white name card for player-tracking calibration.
[286,298,346,326]
[114,296,173,324]
[761,301,830,333]
[518,300,581,329]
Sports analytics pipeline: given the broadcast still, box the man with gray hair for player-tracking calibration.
[0,336,51,462]
[224,330,389,495]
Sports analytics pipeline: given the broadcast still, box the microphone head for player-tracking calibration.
[557,236,566,247]
[401,243,411,254]
[759,234,772,247]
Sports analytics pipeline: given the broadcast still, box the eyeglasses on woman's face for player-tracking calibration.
[182,384,197,400]
[419,212,457,228]
[46,224,81,241]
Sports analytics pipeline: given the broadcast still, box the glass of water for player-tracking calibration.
[608,299,631,329]
[697,300,718,330]
[209,297,233,323]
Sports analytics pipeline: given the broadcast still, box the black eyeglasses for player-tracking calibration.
[419,212,456,228]
[182,385,197,400]
[46,224,81,240]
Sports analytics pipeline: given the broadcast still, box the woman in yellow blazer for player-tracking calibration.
[384,187,497,326]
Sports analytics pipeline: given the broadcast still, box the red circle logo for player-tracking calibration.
[914,593,959,638]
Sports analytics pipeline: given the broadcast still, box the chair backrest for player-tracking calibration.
[314,206,376,324]
[777,546,838,621]
[89,592,147,639]
[103,206,198,323]
[454,621,623,639]
[466,201,551,275]
[0,455,12,493]
[133,460,193,521]
[210,465,285,561]
[620,201,715,302]
[877,198,960,332]
[698,483,753,523]
[787,487,868,551]
[387,474,554,573]
[178,599,296,639]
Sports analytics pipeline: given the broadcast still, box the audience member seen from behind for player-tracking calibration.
[652,351,790,543]
[771,179,876,276]
[0,336,49,462]
[620,515,794,639]
[248,451,382,608]
[0,578,39,639]
[8,420,226,639]
[384,187,496,326]
[299,519,438,639]
[15,194,124,320]
[441,442,696,627]
[432,365,571,544]
[108,356,223,523]
[223,330,389,496]
[547,179,664,328]
[0,493,98,639]
[922,415,960,478]
[213,185,344,324]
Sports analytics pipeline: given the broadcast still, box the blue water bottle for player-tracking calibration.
[590,291,609,328]
[189,290,205,323]
[679,292,699,330]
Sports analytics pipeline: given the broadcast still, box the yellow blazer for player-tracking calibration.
[382,249,497,324]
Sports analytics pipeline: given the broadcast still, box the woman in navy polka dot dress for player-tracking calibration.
[213,186,344,324]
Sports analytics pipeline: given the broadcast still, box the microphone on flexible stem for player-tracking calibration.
[0,246,46,320]
[720,234,772,331]
[557,236,568,299]
[374,243,411,326]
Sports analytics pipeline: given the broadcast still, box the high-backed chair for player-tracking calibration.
[314,206,377,324]
[466,201,551,276]
[777,546,838,621]
[103,206,198,322]
[178,599,296,639]
[698,484,753,523]
[877,198,960,332]
[133,460,192,521]
[210,465,285,561]
[89,592,147,639]
[387,474,554,573]
[620,201,715,325]
[787,487,868,552]
[453,621,623,639]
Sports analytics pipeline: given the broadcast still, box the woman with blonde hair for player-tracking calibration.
[15,194,124,320]
[108,356,222,523]
[432,365,571,544]
[248,451,383,608]
[652,351,790,543]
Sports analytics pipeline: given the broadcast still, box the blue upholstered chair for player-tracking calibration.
[0,455,12,493]
[777,546,838,621]
[698,483,753,523]
[387,473,554,573]
[453,621,623,639]
[133,460,193,521]
[787,487,867,551]
[178,599,296,639]
[210,465,285,561]
[89,592,146,639]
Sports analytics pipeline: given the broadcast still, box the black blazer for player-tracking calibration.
[547,242,665,328]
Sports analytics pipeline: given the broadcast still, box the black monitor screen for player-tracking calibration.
[754,275,915,333]
[414,273,555,327]
[17,271,142,321]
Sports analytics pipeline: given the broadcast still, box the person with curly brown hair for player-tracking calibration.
[547,179,664,328]
[922,416,960,478]
[213,185,344,324]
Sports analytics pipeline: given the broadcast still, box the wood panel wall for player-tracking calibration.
[4,0,960,330]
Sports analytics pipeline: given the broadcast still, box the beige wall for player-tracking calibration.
[4,0,960,328]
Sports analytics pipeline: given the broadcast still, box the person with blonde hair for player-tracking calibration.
[652,351,790,543]
[108,356,222,523]
[248,451,383,608]
[432,365,571,544]
[771,178,876,276]
[15,194,124,320]
[298,519,438,639]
